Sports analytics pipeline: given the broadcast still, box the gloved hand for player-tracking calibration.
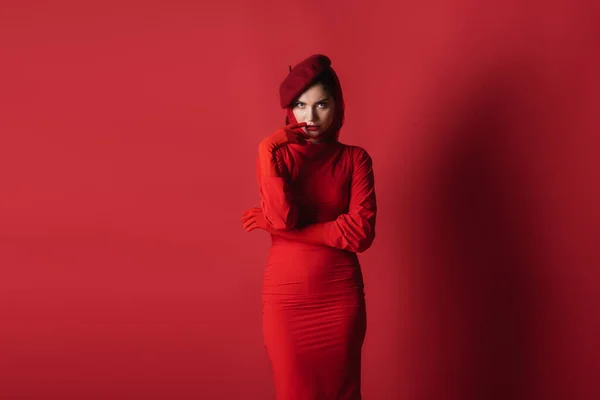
[241,206,271,232]
[257,122,308,177]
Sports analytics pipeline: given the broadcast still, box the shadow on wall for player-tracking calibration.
[405,61,542,400]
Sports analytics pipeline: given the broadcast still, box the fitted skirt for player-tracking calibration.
[262,240,367,400]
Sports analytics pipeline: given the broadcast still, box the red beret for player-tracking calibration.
[279,54,332,108]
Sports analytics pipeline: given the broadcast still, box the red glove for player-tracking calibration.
[241,206,272,232]
[257,122,308,177]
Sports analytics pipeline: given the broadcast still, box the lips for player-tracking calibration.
[306,125,320,131]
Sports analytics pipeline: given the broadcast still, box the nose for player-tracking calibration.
[305,107,314,122]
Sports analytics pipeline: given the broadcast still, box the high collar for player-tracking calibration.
[288,139,340,159]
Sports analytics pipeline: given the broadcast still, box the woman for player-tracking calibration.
[241,54,377,400]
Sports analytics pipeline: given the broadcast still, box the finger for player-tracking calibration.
[285,125,309,137]
[246,225,258,232]
[243,209,260,218]
[285,122,307,130]
[241,214,254,223]
[242,207,260,218]
[243,219,256,230]
[286,127,309,136]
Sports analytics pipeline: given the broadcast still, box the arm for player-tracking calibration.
[256,147,299,231]
[267,147,377,253]
[255,123,308,230]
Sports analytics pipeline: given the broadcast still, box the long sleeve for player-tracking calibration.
[256,148,299,231]
[268,147,376,253]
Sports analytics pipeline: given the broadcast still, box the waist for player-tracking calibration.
[263,238,363,295]
[268,236,358,264]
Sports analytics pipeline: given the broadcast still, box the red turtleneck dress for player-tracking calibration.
[257,139,377,400]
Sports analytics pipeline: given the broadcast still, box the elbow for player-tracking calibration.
[336,218,376,253]
[355,238,374,253]
[352,233,375,253]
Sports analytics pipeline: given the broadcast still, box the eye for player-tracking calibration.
[317,102,329,109]
[294,101,305,108]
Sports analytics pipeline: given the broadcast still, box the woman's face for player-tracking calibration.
[292,83,335,140]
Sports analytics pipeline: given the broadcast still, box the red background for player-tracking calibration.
[1,1,599,399]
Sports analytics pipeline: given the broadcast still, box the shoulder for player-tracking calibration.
[335,144,374,177]
[339,144,373,166]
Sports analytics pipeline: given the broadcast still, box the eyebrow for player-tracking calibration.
[297,97,330,103]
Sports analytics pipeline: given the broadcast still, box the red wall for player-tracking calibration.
[1,1,598,399]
